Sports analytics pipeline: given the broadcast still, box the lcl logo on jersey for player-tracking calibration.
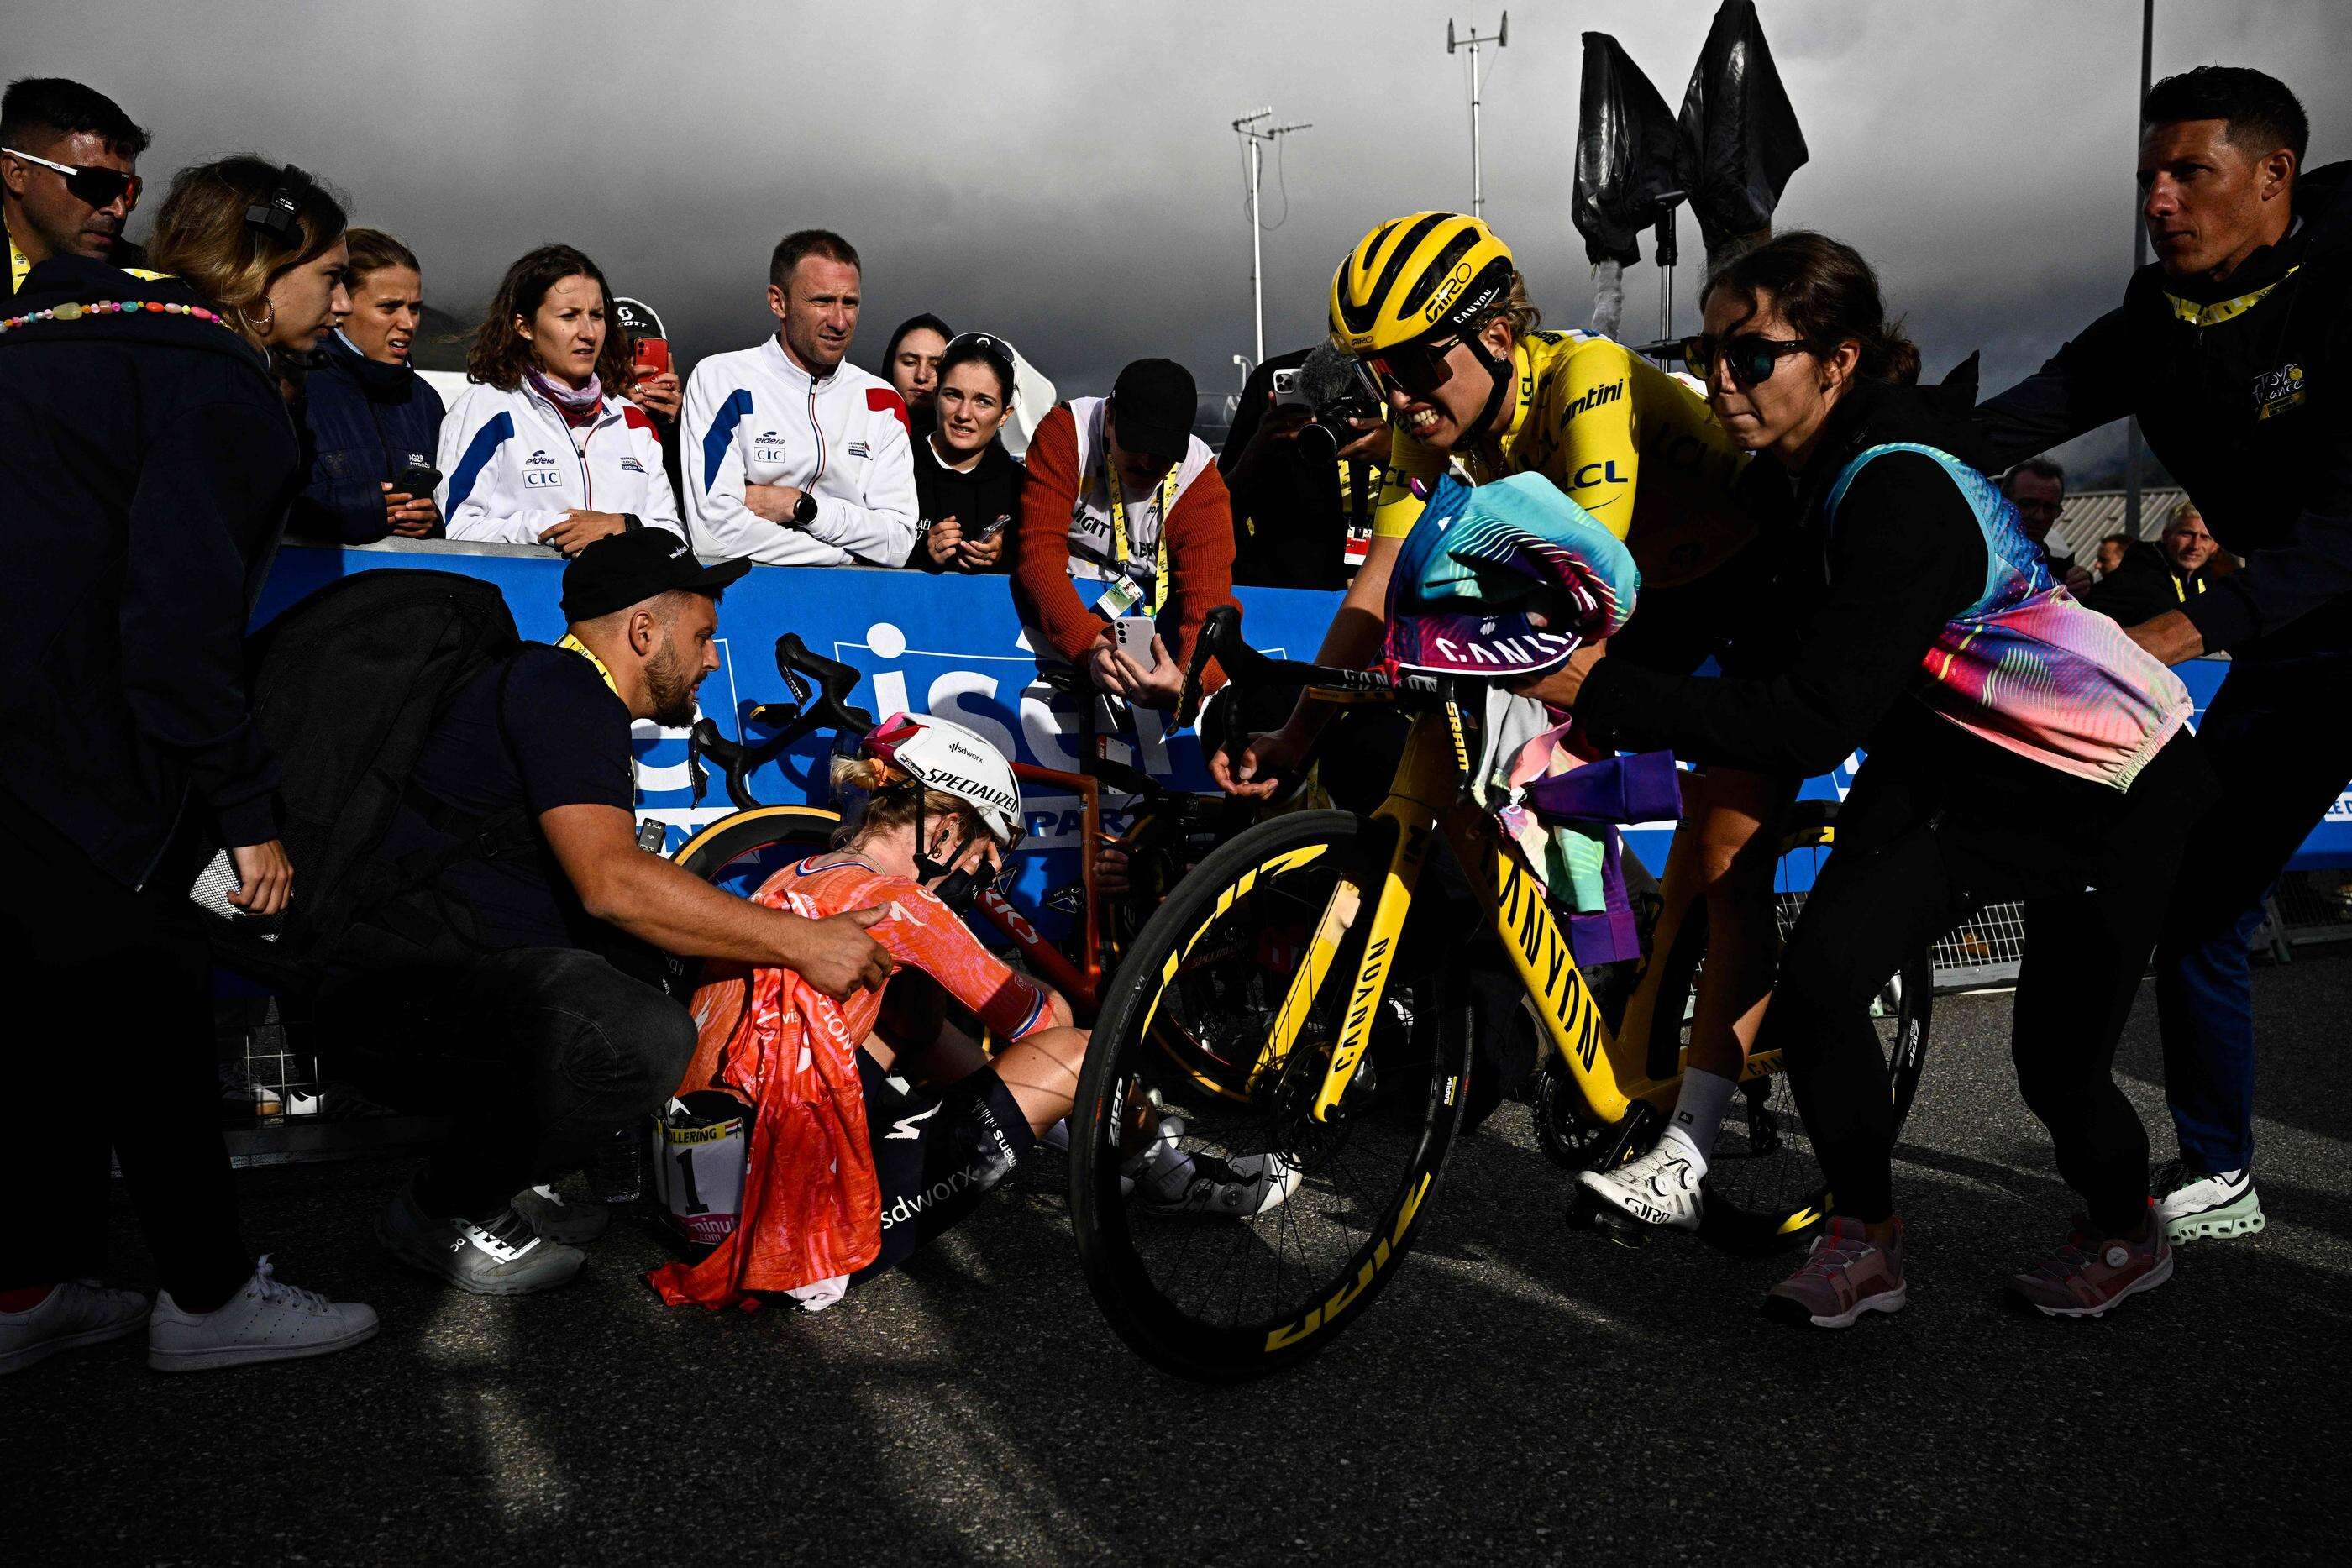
[2254,362,2307,421]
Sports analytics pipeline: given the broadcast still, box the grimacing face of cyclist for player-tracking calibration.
[1383,314,1516,453]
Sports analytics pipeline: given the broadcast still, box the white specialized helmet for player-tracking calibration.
[858,711,1025,848]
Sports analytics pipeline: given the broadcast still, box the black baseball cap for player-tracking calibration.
[1109,358,1196,459]
[561,530,751,621]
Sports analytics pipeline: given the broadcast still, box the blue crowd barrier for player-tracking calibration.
[257,541,2352,938]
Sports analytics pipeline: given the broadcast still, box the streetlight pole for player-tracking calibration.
[1233,108,1310,366]
[1446,11,1509,218]
[2124,0,2155,539]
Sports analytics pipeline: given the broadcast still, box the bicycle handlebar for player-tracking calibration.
[685,635,879,810]
[1184,604,1444,712]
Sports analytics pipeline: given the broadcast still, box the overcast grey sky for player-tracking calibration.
[20,0,2345,477]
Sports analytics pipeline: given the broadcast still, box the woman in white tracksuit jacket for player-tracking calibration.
[435,244,685,554]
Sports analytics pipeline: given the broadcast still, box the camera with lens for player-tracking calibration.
[1273,353,1385,463]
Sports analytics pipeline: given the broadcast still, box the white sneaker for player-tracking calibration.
[2154,1161,2265,1243]
[512,1183,611,1245]
[1577,1139,1704,1231]
[0,1281,150,1375]
[147,1256,379,1372]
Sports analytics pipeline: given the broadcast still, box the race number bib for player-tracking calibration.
[653,1099,749,1250]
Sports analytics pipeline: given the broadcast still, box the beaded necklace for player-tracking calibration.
[0,296,239,338]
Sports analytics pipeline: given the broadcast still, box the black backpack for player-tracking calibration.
[196,569,528,992]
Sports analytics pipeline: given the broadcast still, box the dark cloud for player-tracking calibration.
[22,0,2344,477]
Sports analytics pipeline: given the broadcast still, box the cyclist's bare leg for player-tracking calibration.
[1620,768,1793,1085]
[988,1027,1092,1135]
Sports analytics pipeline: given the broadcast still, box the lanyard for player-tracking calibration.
[8,233,28,296]
[1103,452,1181,614]
[2172,572,2206,603]
[557,632,622,695]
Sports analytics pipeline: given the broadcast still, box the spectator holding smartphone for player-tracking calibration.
[910,331,1022,574]
[438,244,683,555]
[292,227,443,543]
[0,156,378,1373]
[1011,357,1237,709]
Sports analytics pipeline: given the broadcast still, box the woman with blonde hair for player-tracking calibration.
[0,156,376,1375]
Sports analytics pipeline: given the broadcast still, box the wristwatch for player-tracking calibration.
[790,491,819,527]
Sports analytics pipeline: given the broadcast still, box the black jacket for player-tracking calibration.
[1978,162,2352,657]
[1221,348,1374,591]
[1580,378,1992,780]
[906,433,1020,574]
[2082,540,2213,627]
[0,256,297,885]
[291,332,445,544]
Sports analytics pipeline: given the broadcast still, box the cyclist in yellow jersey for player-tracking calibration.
[1373,325,1754,590]
[1213,213,1798,1220]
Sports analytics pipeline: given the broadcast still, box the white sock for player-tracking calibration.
[1662,1067,1740,1173]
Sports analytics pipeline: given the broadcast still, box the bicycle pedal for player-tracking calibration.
[1565,1188,1652,1248]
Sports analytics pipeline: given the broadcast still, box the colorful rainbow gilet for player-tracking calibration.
[1825,443,2192,791]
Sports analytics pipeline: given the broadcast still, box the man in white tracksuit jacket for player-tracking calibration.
[681,229,919,568]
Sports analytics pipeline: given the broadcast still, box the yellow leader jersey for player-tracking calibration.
[1376,329,1753,590]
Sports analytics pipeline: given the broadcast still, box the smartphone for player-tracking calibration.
[391,460,441,498]
[974,513,1011,541]
[1270,366,1311,411]
[631,336,672,379]
[1111,616,1161,671]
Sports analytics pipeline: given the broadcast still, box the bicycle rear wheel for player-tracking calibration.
[1069,810,1472,1382]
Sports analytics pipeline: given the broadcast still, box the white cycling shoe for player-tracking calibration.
[1578,1139,1705,1232]
[1123,1114,1303,1219]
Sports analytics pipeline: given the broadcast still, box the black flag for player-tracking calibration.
[1678,0,1809,260]
[1572,32,1688,268]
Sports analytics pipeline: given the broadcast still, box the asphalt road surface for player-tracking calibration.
[11,953,2349,1565]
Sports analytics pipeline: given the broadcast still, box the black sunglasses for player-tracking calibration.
[3,145,141,212]
[1364,334,1465,400]
[1679,332,1811,388]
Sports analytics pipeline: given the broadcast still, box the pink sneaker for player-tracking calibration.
[1763,1215,1908,1329]
[2008,1205,2173,1319]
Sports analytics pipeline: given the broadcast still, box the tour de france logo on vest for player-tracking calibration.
[2252,361,2307,422]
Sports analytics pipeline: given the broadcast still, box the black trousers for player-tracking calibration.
[0,801,250,1308]
[319,947,696,1221]
[1761,732,2211,1234]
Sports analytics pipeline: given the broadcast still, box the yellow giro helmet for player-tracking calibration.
[1329,212,1515,356]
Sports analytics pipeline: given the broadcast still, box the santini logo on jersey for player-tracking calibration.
[1562,379,1625,422]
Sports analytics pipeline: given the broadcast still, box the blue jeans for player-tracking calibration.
[2155,649,2352,1174]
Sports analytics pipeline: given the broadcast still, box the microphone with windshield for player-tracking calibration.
[1290,343,1384,463]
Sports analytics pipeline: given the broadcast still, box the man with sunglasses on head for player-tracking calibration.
[1215,212,1800,1191]
[1,78,148,301]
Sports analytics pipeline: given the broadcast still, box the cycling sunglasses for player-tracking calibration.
[1363,335,1465,400]
[1677,332,1810,388]
[3,146,141,212]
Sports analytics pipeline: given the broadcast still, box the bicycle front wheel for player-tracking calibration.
[1069,810,1473,1382]
[672,805,840,897]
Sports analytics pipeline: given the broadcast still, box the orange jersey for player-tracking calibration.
[656,856,1050,1308]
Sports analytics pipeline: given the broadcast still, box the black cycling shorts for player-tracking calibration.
[850,1049,1036,1284]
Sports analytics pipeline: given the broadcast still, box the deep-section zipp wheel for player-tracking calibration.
[1069,810,1473,1382]
[672,805,841,895]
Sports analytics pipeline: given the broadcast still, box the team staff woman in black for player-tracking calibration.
[1530,233,2214,1328]
[0,157,378,1374]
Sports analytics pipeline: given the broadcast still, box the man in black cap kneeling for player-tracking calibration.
[323,535,895,1296]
